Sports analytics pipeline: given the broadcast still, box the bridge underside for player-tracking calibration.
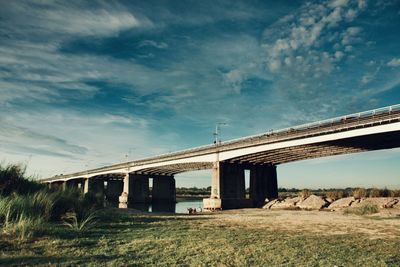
[227,130,400,165]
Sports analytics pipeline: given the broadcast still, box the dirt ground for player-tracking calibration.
[193,208,400,239]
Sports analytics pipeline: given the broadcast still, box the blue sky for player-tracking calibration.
[0,0,399,188]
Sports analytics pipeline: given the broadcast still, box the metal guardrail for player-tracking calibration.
[138,103,400,159]
[44,104,400,181]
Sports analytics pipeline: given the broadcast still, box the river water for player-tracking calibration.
[129,198,204,214]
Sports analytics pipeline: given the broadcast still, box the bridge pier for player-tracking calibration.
[130,174,151,203]
[66,179,80,190]
[119,174,151,208]
[106,180,123,203]
[250,164,278,207]
[152,175,176,203]
[84,178,105,200]
[204,162,278,210]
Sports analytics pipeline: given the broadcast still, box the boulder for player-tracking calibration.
[297,194,328,210]
[271,197,302,209]
[328,197,355,211]
[262,199,279,209]
[383,198,399,208]
[351,198,397,208]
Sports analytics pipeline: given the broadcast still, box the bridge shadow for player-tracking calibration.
[0,254,118,266]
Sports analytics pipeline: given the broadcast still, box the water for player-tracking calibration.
[129,198,204,214]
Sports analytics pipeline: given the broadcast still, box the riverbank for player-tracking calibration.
[1,208,400,266]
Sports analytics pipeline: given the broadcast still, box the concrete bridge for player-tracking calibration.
[41,104,400,210]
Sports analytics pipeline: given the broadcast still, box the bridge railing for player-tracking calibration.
[218,103,400,146]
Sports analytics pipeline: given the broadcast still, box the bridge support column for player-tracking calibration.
[152,175,176,203]
[250,164,278,207]
[204,162,252,210]
[106,180,123,203]
[66,179,80,190]
[119,174,151,208]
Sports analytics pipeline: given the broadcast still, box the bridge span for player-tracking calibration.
[41,104,400,210]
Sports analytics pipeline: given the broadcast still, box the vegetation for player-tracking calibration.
[0,163,99,240]
[176,186,211,197]
[344,203,380,216]
[277,187,400,199]
[1,210,400,266]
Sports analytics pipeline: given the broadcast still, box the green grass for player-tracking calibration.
[1,211,400,266]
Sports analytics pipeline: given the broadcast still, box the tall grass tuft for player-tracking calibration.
[299,189,311,199]
[344,203,379,216]
[62,211,98,231]
[352,188,367,199]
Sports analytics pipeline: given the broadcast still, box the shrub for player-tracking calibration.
[325,191,344,200]
[392,190,400,197]
[299,189,311,199]
[2,213,45,240]
[352,188,367,199]
[344,203,379,216]
[0,163,44,196]
[62,211,98,231]
[369,188,381,197]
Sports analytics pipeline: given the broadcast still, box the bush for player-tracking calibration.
[344,203,379,216]
[299,189,311,199]
[352,188,367,199]
[2,213,44,240]
[0,163,44,196]
[325,191,344,200]
[369,188,381,197]
[62,211,98,232]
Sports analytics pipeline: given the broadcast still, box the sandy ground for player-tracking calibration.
[192,209,400,239]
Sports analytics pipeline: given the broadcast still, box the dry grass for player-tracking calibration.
[1,209,400,266]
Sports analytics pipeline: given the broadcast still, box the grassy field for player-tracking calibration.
[1,209,400,266]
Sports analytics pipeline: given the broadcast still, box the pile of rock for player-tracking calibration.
[262,195,400,211]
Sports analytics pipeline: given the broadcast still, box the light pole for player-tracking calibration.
[213,122,227,145]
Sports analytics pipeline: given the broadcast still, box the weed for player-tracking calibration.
[62,211,98,231]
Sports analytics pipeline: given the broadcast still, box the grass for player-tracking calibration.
[344,203,380,216]
[1,210,400,266]
[0,163,101,241]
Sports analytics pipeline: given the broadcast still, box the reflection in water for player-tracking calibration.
[106,198,204,213]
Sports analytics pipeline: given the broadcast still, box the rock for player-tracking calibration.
[383,198,399,208]
[328,197,355,211]
[393,200,400,209]
[262,199,279,209]
[351,198,396,208]
[325,197,334,204]
[297,194,328,210]
[271,197,302,209]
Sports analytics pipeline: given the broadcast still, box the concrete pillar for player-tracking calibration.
[250,164,278,207]
[204,162,252,210]
[106,180,123,202]
[152,175,176,203]
[84,178,89,194]
[119,173,129,208]
[130,174,150,203]
[66,179,80,189]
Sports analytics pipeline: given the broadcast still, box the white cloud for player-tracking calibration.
[138,40,169,49]
[2,1,152,37]
[329,0,350,8]
[387,58,400,67]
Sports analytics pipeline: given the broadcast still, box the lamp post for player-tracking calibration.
[213,122,227,145]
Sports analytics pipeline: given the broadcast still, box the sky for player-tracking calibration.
[0,0,399,189]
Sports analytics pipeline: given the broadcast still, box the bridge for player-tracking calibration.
[41,104,400,210]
